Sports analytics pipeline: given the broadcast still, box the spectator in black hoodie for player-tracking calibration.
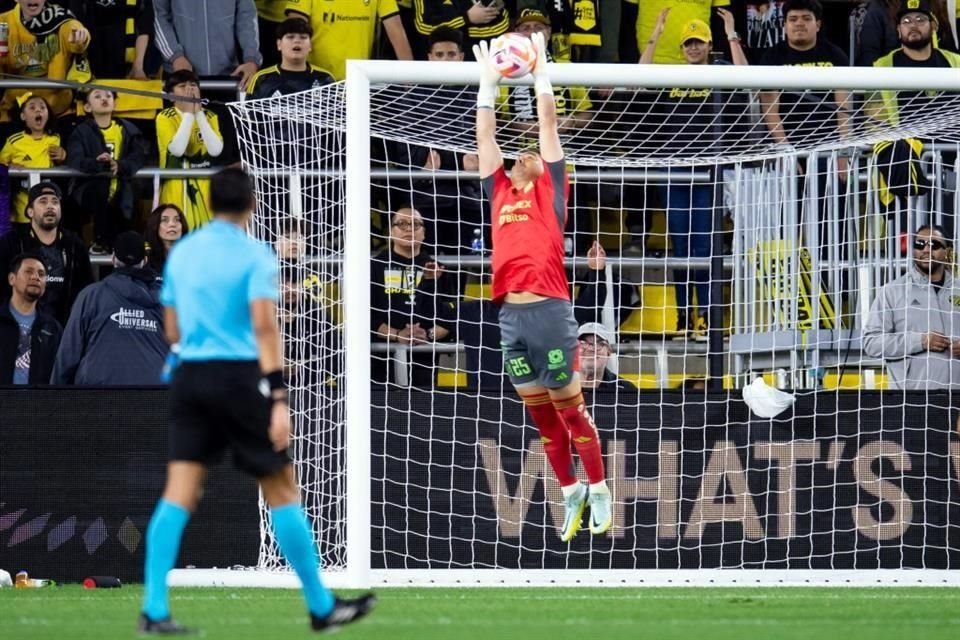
[67,88,146,254]
[0,251,62,385]
[51,231,168,385]
[0,182,94,326]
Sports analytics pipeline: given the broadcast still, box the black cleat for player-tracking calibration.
[310,594,377,632]
[137,613,195,635]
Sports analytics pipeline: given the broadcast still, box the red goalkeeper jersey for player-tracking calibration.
[482,160,570,304]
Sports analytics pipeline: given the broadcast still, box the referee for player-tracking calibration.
[138,168,375,634]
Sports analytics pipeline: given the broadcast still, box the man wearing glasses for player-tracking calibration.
[863,225,960,389]
[577,323,637,396]
[370,207,457,385]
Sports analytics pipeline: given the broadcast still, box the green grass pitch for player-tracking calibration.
[2,585,959,639]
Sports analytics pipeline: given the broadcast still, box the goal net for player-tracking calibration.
[225,62,960,587]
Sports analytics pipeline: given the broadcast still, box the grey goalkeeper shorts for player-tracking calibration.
[498,298,579,389]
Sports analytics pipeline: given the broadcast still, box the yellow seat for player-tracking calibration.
[619,284,680,335]
[437,370,468,388]
[619,373,688,389]
[464,282,492,301]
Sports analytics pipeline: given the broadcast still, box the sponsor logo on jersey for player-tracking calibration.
[110,306,159,331]
[498,199,532,225]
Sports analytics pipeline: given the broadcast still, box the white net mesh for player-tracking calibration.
[230,69,960,579]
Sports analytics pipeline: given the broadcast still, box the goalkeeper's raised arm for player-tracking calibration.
[529,32,563,164]
[473,39,503,179]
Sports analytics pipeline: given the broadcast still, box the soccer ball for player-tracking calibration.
[0,569,11,588]
[489,33,538,79]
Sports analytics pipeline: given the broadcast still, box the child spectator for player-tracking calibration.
[0,94,66,226]
[66,88,146,254]
[144,202,187,275]
[155,69,224,230]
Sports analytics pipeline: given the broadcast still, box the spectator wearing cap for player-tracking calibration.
[863,224,960,389]
[67,88,147,255]
[154,0,261,86]
[0,182,94,326]
[0,251,62,385]
[0,0,91,123]
[577,322,636,395]
[51,230,168,385]
[247,18,335,100]
[642,7,746,339]
[500,9,592,136]
[412,0,509,62]
[630,0,728,65]
[867,0,960,220]
[155,69,225,231]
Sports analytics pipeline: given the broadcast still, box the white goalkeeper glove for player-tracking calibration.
[530,31,553,97]
[473,39,501,110]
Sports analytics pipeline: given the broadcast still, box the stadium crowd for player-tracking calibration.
[0,0,957,390]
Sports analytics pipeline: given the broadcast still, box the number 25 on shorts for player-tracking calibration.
[506,356,531,377]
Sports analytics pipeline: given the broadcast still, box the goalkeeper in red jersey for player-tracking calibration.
[473,32,611,542]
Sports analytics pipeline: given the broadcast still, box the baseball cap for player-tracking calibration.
[514,8,551,28]
[113,231,147,267]
[679,19,712,45]
[26,181,62,209]
[577,322,615,346]
[897,0,934,20]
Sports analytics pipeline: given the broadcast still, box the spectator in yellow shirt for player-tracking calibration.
[155,70,224,231]
[0,93,66,225]
[0,0,91,122]
[627,0,728,64]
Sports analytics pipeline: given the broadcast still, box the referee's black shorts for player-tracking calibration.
[168,360,290,477]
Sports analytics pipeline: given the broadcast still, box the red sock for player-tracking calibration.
[553,393,606,485]
[523,392,577,487]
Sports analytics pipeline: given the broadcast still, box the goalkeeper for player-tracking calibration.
[474,33,611,542]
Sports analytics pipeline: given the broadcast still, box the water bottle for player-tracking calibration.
[564,235,574,256]
[470,228,484,254]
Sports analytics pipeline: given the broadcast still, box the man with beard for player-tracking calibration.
[51,231,168,385]
[868,0,960,221]
[863,224,960,389]
[0,182,94,326]
[576,323,637,399]
[0,251,62,384]
[872,0,960,122]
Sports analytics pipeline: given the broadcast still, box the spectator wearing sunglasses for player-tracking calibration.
[863,224,960,389]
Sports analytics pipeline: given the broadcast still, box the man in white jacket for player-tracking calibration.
[863,224,960,389]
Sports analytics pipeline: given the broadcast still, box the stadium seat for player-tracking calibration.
[619,285,680,335]
[437,370,467,388]
[464,282,492,301]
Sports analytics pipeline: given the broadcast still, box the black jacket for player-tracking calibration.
[51,266,167,385]
[0,226,95,326]
[0,299,62,385]
[66,117,146,221]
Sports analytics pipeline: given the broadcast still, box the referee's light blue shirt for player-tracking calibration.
[161,219,278,362]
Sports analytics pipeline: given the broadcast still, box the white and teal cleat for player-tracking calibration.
[560,483,588,542]
[588,489,612,535]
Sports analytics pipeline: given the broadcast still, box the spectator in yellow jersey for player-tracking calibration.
[247,17,334,100]
[66,88,146,255]
[413,0,509,60]
[285,0,413,80]
[0,93,66,226]
[627,0,728,64]
[155,70,224,231]
[0,0,91,122]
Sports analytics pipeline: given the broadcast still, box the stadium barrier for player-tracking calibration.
[371,388,960,572]
[0,388,259,583]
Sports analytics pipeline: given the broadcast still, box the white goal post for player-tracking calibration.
[170,61,960,589]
